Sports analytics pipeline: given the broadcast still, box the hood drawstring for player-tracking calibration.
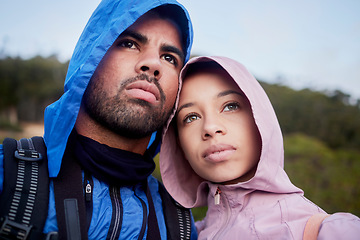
[214,187,221,205]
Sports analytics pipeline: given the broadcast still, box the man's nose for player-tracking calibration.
[136,51,162,79]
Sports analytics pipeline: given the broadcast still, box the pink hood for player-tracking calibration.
[159,56,360,239]
[160,56,302,208]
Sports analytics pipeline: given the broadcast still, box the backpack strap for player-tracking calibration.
[303,213,330,240]
[0,137,50,240]
[53,142,88,240]
[158,182,192,240]
[145,181,161,240]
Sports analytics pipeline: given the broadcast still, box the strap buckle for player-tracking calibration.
[14,149,43,161]
[0,217,32,240]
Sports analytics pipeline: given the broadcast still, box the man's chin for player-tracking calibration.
[129,98,161,109]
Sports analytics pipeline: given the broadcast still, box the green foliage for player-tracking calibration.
[284,133,360,216]
[152,154,161,181]
[261,82,360,150]
[0,120,21,132]
[0,56,67,122]
[191,206,208,222]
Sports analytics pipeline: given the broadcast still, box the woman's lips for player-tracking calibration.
[125,81,160,104]
[203,144,236,163]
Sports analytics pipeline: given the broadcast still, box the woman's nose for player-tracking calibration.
[202,117,226,140]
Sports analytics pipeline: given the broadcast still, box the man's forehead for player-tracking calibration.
[118,12,185,62]
[124,8,186,56]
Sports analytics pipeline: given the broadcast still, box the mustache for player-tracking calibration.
[122,73,156,84]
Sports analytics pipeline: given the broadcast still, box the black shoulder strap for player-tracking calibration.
[0,137,50,240]
[53,142,88,240]
[158,182,192,240]
[145,182,161,240]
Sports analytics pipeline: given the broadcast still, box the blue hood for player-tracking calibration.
[43,0,193,177]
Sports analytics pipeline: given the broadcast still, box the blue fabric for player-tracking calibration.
[43,0,193,178]
[1,0,195,239]
[1,142,199,239]
[43,175,199,240]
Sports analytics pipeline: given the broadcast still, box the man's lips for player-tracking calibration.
[202,144,236,163]
[125,81,161,104]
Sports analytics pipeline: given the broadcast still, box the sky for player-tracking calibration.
[1,0,360,101]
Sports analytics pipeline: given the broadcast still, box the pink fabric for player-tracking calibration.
[160,56,360,239]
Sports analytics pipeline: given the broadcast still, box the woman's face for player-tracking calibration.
[176,69,262,184]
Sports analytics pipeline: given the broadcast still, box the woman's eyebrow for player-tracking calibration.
[177,90,244,114]
[177,102,194,115]
[217,90,245,98]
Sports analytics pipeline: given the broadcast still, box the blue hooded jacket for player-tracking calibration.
[44,0,193,178]
[0,0,195,239]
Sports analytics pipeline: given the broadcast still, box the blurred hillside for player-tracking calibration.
[261,82,360,150]
[0,55,67,125]
[1,56,359,221]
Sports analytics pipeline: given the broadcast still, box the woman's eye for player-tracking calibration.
[162,54,177,65]
[223,102,239,112]
[184,114,200,124]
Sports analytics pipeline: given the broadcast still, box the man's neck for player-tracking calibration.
[75,108,150,155]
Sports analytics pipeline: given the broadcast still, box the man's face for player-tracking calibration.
[83,13,184,139]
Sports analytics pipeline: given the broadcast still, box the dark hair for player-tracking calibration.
[182,60,225,79]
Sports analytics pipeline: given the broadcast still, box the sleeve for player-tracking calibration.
[318,212,360,240]
[0,144,4,194]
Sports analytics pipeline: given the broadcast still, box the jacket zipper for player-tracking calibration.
[107,186,123,240]
[214,187,221,205]
[213,186,231,239]
[85,182,92,201]
[84,172,93,230]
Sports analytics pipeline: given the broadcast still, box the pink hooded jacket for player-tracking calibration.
[160,56,360,239]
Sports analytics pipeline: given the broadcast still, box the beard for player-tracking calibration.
[82,74,174,139]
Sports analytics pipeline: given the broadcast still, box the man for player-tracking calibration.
[0,0,195,239]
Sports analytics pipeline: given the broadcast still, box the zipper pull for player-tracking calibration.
[85,182,92,202]
[214,187,221,205]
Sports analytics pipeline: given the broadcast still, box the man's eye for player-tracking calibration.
[223,102,239,112]
[118,40,136,49]
[162,54,177,65]
[184,114,200,124]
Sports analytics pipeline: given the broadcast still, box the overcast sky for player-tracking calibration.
[1,0,359,101]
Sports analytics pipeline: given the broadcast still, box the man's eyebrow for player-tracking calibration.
[120,30,148,44]
[161,45,185,63]
[177,102,194,115]
[218,90,245,98]
[120,30,184,63]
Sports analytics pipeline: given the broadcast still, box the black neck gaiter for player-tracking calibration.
[74,134,155,186]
